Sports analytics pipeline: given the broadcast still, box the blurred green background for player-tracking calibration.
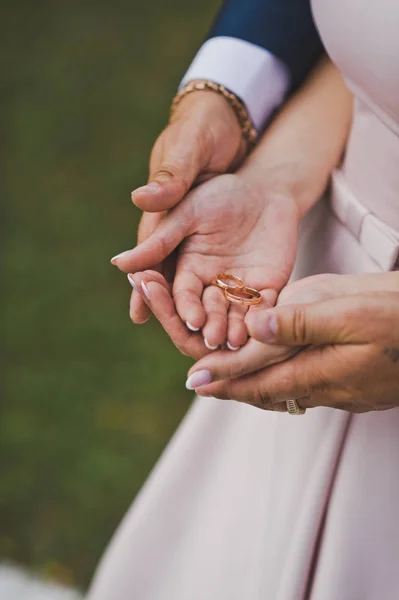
[2,0,217,591]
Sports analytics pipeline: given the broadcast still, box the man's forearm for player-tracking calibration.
[240,58,353,217]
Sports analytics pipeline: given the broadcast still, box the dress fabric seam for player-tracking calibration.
[304,414,353,600]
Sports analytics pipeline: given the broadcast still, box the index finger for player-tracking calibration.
[142,277,208,361]
[185,338,296,390]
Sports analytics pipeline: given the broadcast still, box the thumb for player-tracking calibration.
[131,121,213,213]
[246,294,391,347]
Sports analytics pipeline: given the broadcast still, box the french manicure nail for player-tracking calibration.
[110,250,129,265]
[186,321,201,332]
[132,182,161,196]
[227,342,240,351]
[204,338,218,351]
[141,281,151,301]
[127,274,139,292]
[185,370,212,390]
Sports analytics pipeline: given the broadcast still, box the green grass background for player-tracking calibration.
[2,0,217,590]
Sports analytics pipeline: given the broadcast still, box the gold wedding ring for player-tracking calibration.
[224,286,262,306]
[215,272,262,306]
[286,399,306,415]
[215,273,244,290]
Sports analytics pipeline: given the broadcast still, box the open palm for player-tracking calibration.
[113,173,300,349]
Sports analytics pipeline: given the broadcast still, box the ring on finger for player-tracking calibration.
[286,399,307,415]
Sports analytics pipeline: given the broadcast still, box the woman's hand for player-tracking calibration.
[124,91,246,324]
[113,172,300,350]
[193,275,399,413]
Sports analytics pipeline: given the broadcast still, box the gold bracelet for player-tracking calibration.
[170,80,258,152]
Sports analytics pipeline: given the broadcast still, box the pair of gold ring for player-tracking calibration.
[213,273,306,415]
[215,273,261,306]
[214,273,306,415]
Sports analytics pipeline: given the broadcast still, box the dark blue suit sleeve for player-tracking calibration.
[209,0,323,89]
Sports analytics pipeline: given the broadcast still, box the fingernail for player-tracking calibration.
[227,342,240,351]
[141,281,151,301]
[127,274,139,292]
[263,313,278,342]
[204,338,218,351]
[186,321,200,332]
[185,370,212,390]
[132,182,161,196]
[110,250,129,265]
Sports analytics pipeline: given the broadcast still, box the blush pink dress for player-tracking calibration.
[88,1,399,598]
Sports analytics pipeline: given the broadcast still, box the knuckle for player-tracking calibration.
[226,360,246,380]
[173,288,188,302]
[153,234,169,261]
[173,288,197,308]
[291,306,308,345]
[176,343,191,357]
[173,335,191,357]
[155,165,179,180]
[268,362,300,397]
[279,274,339,305]
[254,387,273,410]
[312,379,330,394]
[155,165,191,194]
[277,369,296,393]
[206,308,228,323]
[302,359,329,395]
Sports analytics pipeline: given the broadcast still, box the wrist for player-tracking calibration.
[238,160,304,217]
[170,89,246,166]
[170,89,234,122]
[240,151,330,219]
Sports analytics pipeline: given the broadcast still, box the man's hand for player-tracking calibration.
[125,90,246,323]
[192,274,399,413]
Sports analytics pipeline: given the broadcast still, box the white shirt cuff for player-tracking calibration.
[180,36,290,132]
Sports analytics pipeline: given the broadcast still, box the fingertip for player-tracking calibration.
[127,273,139,292]
[176,303,206,334]
[141,281,151,302]
[186,321,201,332]
[245,309,277,343]
[131,182,161,203]
[132,182,180,212]
[204,338,219,351]
[130,312,152,325]
[129,294,152,324]
[227,342,240,351]
[110,250,129,265]
[227,303,248,349]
